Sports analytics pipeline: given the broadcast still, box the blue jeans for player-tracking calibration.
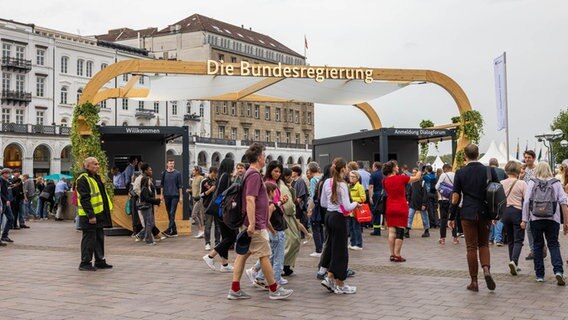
[348,216,362,247]
[408,208,430,229]
[1,204,14,238]
[24,199,37,219]
[530,220,564,278]
[256,230,286,283]
[489,221,504,242]
[164,196,179,234]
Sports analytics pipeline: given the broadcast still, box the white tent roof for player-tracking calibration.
[432,156,445,171]
[141,75,409,104]
[479,140,508,166]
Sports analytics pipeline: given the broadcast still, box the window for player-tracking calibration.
[254,130,260,141]
[1,108,10,123]
[265,106,271,120]
[36,110,44,125]
[171,101,177,115]
[122,121,128,126]
[199,104,204,117]
[246,103,252,117]
[218,126,225,139]
[61,56,68,73]
[286,132,291,143]
[275,108,281,122]
[231,57,237,63]
[36,48,45,66]
[61,118,68,127]
[231,127,237,140]
[15,109,24,124]
[100,100,107,109]
[222,102,228,114]
[218,54,224,62]
[77,59,84,76]
[36,76,46,97]
[288,109,293,122]
[153,101,159,113]
[295,111,300,124]
[243,128,249,140]
[307,112,312,125]
[2,43,11,59]
[2,73,10,91]
[15,46,24,60]
[138,101,143,110]
[101,63,108,70]
[76,88,82,103]
[122,99,128,110]
[86,61,93,77]
[265,131,271,142]
[215,104,220,114]
[139,76,144,85]
[60,87,68,104]
[186,101,192,114]
[304,134,309,144]
[15,74,24,92]
[276,131,281,143]
[295,133,300,145]
[230,102,236,116]
[122,74,128,81]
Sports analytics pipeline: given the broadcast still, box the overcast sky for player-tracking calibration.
[4,0,567,157]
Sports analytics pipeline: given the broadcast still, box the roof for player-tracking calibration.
[96,27,158,42]
[97,14,303,58]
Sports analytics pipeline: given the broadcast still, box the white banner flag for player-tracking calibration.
[494,53,508,131]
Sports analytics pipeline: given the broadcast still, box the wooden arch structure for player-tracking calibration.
[78,59,472,151]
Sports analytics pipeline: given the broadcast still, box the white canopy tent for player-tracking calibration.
[479,140,508,166]
[432,155,445,171]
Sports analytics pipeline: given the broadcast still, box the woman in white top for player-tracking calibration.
[500,161,527,275]
[521,162,568,284]
[435,164,456,245]
[319,158,359,294]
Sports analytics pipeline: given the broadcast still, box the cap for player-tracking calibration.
[1,168,12,174]
[235,230,251,255]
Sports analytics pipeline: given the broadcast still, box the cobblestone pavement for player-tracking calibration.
[2,220,568,320]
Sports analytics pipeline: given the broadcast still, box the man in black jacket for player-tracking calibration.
[449,144,498,292]
[76,157,113,271]
[0,168,14,244]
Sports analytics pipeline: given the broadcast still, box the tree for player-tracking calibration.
[419,119,435,163]
[550,109,568,164]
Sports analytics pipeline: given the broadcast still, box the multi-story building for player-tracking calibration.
[0,14,313,177]
[97,14,314,168]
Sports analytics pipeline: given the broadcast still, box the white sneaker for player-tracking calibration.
[253,279,268,291]
[205,243,211,251]
[555,273,566,286]
[351,246,363,251]
[347,245,354,250]
[269,286,293,300]
[227,289,251,300]
[508,261,518,276]
[321,276,335,292]
[536,277,544,283]
[334,284,357,294]
[219,264,234,273]
[245,267,258,284]
[279,278,288,285]
[194,231,204,239]
[309,252,322,258]
[202,255,216,271]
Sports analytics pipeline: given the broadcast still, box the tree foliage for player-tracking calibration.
[419,119,435,163]
[452,110,484,144]
[71,102,113,196]
[550,109,568,164]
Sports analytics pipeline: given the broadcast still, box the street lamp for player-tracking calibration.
[535,129,564,170]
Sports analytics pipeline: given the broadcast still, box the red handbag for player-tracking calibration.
[355,203,372,223]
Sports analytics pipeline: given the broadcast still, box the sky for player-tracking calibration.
[4,0,567,157]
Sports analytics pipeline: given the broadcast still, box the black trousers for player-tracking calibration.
[11,199,21,228]
[320,210,349,281]
[501,206,525,265]
[81,227,105,266]
[439,200,457,239]
[214,216,237,260]
[427,196,439,227]
[130,197,143,234]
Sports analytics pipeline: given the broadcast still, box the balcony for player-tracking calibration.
[1,90,32,105]
[183,114,201,122]
[241,140,276,148]
[195,136,236,146]
[1,57,32,72]
[135,109,156,119]
[278,142,310,150]
[1,123,70,136]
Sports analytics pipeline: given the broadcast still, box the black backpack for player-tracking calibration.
[221,170,261,230]
[484,167,506,220]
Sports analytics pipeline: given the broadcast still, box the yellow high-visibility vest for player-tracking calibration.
[77,173,113,216]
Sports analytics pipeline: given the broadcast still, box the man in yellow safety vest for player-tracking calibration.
[77,157,113,271]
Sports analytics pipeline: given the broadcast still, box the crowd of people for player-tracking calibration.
[0,168,72,246]
[4,141,568,299]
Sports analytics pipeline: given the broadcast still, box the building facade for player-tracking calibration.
[1,14,312,177]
